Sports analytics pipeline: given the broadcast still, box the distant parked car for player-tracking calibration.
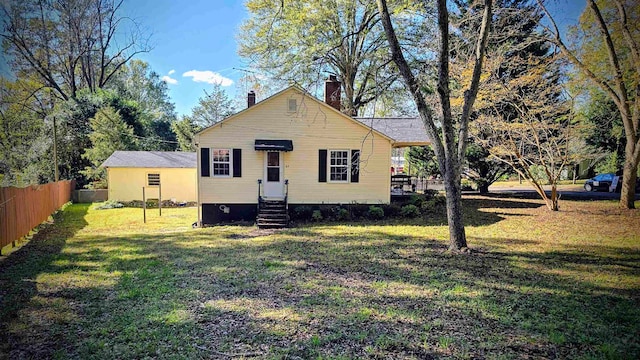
[584,173,615,192]
[584,173,640,192]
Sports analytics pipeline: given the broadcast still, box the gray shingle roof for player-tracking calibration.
[354,117,430,146]
[101,151,196,168]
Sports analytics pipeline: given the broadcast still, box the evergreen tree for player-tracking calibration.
[455,0,548,192]
[190,84,235,128]
[171,117,201,152]
[406,146,440,179]
[580,91,625,174]
[81,106,138,188]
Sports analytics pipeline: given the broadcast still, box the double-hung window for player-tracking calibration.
[212,149,231,176]
[329,150,349,182]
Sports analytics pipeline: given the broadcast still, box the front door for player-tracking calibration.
[263,151,284,198]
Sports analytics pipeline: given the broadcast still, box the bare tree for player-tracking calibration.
[474,55,578,211]
[376,0,492,250]
[1,0,151,101]
[536,0,640,209]
[239,0,433,116]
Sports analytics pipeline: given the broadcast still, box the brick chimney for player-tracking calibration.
[247,90,256,108]
[324,75,341,111]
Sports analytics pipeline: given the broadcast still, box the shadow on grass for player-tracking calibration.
[1,204,638,359]
[0,204,89,314]
[291,197,543,230]
[0,204,89,357]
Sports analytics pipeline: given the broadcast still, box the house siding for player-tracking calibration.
[107,167,197,202]
[196,88,392,208]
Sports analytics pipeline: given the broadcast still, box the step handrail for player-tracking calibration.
[284,179,289,212]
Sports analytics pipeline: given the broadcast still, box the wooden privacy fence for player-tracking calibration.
[0,180,75,250]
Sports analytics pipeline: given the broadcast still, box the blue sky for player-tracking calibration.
[122,0,586,117]
[0,0,586,117]
[120,0,250,117]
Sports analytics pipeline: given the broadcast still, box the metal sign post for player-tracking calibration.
[142,187,146,223]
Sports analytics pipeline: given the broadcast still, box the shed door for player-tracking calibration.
[263,151,284,198]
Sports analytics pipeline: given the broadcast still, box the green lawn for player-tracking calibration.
[490,179,587,189]
[1,197,639,359]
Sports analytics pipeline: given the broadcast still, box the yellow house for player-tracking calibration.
[102,151,197,203]
[194,77,429,227]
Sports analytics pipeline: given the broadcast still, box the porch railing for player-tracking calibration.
[257,179,263,213]
[284,179,289,211]
[391,175,444,193]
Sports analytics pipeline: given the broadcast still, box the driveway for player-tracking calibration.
[487,183,640,201]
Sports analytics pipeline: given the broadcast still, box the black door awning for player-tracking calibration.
[254,139,294,151]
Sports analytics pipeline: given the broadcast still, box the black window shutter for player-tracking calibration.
[318,149,327,182]
[201,148,210,177]
[233,148,242,177]
[351,149,360,183]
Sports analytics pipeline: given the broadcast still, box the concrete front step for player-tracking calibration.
[260,206,286,211]
[261,200,286,205]
[259,208,287,213]
[258,212,289,219]
[257,220,289,228]
[257,223,288,228]
[257,199,288,228]
[257,218,288,223]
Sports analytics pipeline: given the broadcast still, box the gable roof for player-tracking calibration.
[195,86,394,143]
[101,151,196,168]
[355,117,430,147]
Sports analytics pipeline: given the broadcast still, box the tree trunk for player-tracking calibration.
[549,185,559,211]
[376,0,491,251]
[477,181,489,194]
[620,154,638,209]
[444,168,467,250]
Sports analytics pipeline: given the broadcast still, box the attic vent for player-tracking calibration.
[288,98,297,112]
[147,173,160,186]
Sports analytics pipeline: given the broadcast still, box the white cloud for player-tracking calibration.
[161,75,178,85]
[168,69,175,75]
[182,70,233,86]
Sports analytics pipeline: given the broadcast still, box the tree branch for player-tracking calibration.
[457,0,493,161]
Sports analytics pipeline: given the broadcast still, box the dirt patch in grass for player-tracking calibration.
[0,198,638,359]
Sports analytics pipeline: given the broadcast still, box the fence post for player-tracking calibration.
[158,182,162,217]
[142,187,146,224]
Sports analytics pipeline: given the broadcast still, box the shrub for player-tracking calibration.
[292,206,313,221]
[335,207,350,221]
[94,200,124,210]
[409,194,426,207]
[311,210,323,222]
[382,203,401,218]
[367,206,384,220]
[422,194,447,214]
[423,189,439,200]
[311,205,333,221]
[400,204,420,218]
[433,194,446,207]
[119,200,196,208]
[348,204,369,219]
[421,200,434,213]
